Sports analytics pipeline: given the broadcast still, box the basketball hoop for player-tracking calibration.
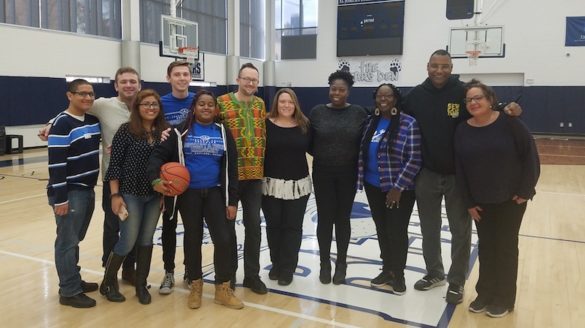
[178,46,199,63]
[466,50,481,66]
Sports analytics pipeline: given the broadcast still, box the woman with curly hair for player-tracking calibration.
[309,70,369,285]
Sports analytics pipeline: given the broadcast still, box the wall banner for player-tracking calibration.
[566,17,585,47]
[337,58,402,86]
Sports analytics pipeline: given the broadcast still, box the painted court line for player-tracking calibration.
[0,249,361,328]
[0,193,46,205]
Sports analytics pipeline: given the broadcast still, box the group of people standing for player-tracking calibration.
[45,49,539,319]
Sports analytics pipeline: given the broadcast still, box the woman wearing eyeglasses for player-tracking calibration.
[454,79,540,318]
[357,83,421,295]
[309,70,369,285]
[101,89,169,305]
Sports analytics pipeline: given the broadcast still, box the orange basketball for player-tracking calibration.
[160,162,190,196]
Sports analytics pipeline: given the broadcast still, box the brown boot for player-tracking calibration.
[188,279,203,309]
[214,281,244,309]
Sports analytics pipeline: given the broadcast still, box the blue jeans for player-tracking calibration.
[50,187,95,297]
[113,193,161,256]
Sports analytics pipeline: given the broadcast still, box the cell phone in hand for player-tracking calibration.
[118,205,129,221]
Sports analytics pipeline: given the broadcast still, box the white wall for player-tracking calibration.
[276,0,585,87]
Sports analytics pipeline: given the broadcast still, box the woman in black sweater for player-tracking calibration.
[309,71,368,285]
[454,80,540,318]
[262,88,311,286]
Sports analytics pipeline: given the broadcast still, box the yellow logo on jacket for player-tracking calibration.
[447,103,460,118]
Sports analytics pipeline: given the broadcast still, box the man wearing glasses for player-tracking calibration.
[47,79,101,308]
[158,60,196,295]
[40,68,142,286]
[403,49,521,305]
[217,63,267,294]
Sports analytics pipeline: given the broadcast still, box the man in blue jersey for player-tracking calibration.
[158,60,196,294]
[47,79,101,308]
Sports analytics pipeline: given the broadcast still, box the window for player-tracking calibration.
[0,0,39,27]
[275,0,318,59]
[0,0,121,38]
[140,0,227,55]
[240,0,265,59]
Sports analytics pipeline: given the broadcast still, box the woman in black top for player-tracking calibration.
[262,88,311,286]
[102,89,169,305]
[309,71,368,285]
[454,80,540,318]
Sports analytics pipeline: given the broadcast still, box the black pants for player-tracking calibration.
[230,179,263,279]
[161,195,180,273]
[262,194,309,278]
[364,184,415,278]
[312,165,357,265]
[178,187,231,283]
[475,200,526,308]
[102,182,135,268]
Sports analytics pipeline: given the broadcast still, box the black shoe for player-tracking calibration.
[319,263,332,284]
[370,271,393,287]
[136,284,151,305]
[81,281,98,293]
[243,276,268,294]
[332,263,347,285]
[268,266,279,281]
[59,293,96,308]
[469,297,489,313]
[414,274,446,291]
[445,283,464,304]
[389,276,406,295]
[277,274,293,286]
[486,304,513,318]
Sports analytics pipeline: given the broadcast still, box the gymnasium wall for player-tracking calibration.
[1,0,584,148]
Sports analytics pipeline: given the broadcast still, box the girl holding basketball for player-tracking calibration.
[147,90,242,310]
[102,89,169,305]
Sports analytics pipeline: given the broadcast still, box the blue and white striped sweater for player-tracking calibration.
[47,112,101,205]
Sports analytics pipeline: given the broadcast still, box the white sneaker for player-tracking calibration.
[159,272,175,295]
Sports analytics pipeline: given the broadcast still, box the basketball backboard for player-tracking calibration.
[159,15,199,61]
[448,26,505,58]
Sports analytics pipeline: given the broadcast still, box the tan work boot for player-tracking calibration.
[187,279,203,309]
[214,281,244,309]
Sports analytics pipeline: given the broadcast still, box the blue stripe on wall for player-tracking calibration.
[1,76,583,135]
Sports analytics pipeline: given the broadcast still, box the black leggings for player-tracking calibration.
[178,187,232,283]
[312,165,357,265]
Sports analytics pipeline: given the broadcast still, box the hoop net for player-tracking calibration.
[178,46,199,64]
[466,50,481,66]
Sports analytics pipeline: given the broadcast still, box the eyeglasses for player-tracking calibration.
[72,91,95,98]
[139,102,160,109]
[239,76,259,84]
[464,95,486,104]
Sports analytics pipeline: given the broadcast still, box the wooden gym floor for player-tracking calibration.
[0,137,584,327]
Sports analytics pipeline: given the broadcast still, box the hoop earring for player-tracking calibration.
[374,108,380,116]
[390,107,398,115]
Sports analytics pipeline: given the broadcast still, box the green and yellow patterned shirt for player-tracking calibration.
[217,92,266,180]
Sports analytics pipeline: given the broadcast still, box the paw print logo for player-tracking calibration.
[389,59,402,74]
[338,60,351,72]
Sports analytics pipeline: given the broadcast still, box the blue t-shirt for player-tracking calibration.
[161,92,195,126]
[365,117,391,187]
[183,122,224,189]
